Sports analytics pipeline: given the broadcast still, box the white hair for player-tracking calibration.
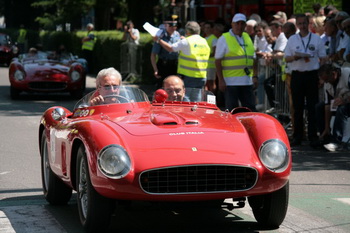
[246,19,257,26]
[87,23,94,29]
[96,67,122,88]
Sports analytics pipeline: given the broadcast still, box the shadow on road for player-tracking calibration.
[1,193,275,233]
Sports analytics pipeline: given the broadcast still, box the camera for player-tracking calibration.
[244,67,251,75]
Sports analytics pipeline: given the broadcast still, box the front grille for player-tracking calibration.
[140,165,257,194]
[29,82,67,90]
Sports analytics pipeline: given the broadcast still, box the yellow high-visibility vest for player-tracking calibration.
[206,34,217,69]
[222,32,254,78]
[177,35,210,78]
[82,31,96,51]
[17,29,27,43]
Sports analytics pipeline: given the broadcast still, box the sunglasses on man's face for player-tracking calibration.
[100,85,120,91]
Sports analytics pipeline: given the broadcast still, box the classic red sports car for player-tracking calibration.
[39,87,291,233]
[0,33,18,65]
[9,51,86,99]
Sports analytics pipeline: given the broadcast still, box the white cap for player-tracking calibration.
[232,13,247,23]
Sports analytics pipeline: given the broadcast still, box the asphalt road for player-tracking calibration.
[0,66,349,233]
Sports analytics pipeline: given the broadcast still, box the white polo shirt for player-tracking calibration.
[274,32,287,52]
[324,67,350,105]
[284,32,327,72]
[337,32,349,52]
[171,36,191,55]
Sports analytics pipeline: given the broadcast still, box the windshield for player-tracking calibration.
[74,86,149,109]
[152,87,216,105]
[19,51,75,63]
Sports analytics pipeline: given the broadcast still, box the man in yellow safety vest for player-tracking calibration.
[215,13,258,111]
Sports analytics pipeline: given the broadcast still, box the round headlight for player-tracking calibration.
[14,70,24,81]
[12,46,19,54]
[98,145,131,179]
[259,139,288,172]
[70,70,81,81]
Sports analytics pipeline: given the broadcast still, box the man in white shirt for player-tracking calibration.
[331,11,349,62]
[269,21,288,53]
[318,64,350,151]
[122,21,140,45]
[284,14,327,147]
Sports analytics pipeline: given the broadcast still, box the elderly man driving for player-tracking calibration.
[90,67,122,106]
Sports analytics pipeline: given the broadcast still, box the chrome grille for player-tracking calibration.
[140,165,257,194]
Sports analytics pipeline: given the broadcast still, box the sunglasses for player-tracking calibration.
[100,85,120,90]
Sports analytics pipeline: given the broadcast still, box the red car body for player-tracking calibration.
[0,33,18,65]
[39,87,291,232]
[9,51,86,99]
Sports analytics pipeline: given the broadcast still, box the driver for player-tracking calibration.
[90,67,122,106]
[163,75,186,101]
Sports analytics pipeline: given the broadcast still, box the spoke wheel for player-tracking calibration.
[76,145,114,233]
[40,132,72,205]
[248,181,289,228]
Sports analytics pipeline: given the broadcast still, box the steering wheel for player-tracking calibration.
[103,94,130,104]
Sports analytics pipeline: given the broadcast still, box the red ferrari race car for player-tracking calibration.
[39,86,291,233]
[0,33,18,65]
[9,50,86,99]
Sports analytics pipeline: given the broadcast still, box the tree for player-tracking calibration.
[31,0,95,30]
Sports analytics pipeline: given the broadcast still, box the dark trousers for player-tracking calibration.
[291,70,319,141]
[156,59,178,88]
[225,85,257,112]
[82,49,93,73]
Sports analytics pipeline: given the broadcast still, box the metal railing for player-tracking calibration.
[120,42,142,81]
[257,57,291,128]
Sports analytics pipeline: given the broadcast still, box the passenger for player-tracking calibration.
[163,75,186,101]
[90,67,122,106]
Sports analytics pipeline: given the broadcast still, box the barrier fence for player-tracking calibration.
[257,57,291,128]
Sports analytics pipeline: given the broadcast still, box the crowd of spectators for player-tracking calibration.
[135,4,350,151]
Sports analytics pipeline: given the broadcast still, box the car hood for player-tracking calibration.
[105,107,256,167]
[109,106,245,136]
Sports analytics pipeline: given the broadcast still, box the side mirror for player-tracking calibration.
[52,108,66,121]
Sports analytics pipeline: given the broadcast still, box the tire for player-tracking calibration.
[10,86,21,100]
[248,181,289,227]
[76,145,114,233]
[41,132,72,205]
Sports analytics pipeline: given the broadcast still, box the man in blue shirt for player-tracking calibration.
[150,19,181,88]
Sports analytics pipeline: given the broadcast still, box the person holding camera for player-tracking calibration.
[122,20,140,45]
[215,13,258,111]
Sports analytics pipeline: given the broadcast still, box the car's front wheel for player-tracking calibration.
[76,145,114,233]
[41,132,72,205]
[248,181,289,228]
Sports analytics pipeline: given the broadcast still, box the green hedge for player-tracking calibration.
[0,28,155,84]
